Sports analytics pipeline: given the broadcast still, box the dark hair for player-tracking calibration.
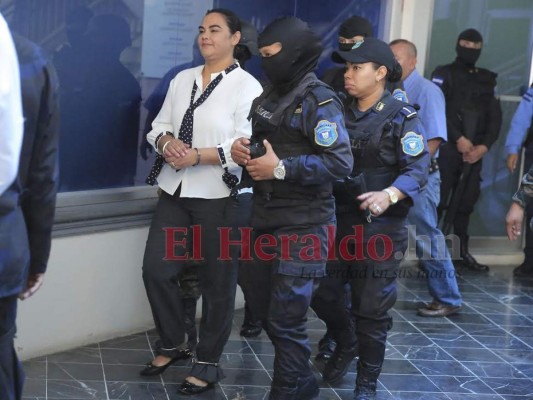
[371,61,403,83]
[205,8,241,34]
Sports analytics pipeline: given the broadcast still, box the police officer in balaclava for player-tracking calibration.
[231,16,353,400]
[322,15,373,94]
[431,29,502,272]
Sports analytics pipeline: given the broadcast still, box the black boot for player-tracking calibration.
[513,261,533,277]
[240,302,263,338]
[322,342,358,382]
[459,236,489,272]
[354,361,380,400]
[315,332,336,362]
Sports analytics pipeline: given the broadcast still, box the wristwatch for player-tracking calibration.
[383,188,398,204]
[273,160,286,180]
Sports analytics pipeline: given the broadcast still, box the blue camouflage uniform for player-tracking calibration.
[245,72,353,399]
[505,85,533,269]
[312,90,429,386]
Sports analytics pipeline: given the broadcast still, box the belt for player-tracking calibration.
[429,158,439,174]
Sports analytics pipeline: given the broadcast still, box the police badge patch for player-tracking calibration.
[401,131,424,156]
[314,120,338,146]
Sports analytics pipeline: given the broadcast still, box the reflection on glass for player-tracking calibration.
[55,11,141,191]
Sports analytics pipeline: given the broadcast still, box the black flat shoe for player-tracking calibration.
[139,349,193,376]
[177,380,215,395]
[240,324,262,338]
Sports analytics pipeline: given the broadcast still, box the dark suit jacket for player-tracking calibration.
[16,33,60,275]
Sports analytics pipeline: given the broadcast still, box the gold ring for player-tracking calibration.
[170,161,176,168]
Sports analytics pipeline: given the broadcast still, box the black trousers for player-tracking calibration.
[0,295,24,400]
[437,142,483,237]
[142,191,240,383]
[312,213,406,373]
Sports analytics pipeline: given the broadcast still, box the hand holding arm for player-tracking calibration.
[231,137,251,166]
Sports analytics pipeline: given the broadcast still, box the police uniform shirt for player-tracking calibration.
[0,14,24,196]
[147,64,263,198]
[282,88,353,185]
[403,69,447,157]
[347,91,429,200]
[505,86,533,155]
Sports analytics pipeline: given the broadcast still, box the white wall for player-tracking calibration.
[15,226,246,360]
[382,0,435,77]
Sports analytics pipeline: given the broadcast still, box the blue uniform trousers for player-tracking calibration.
[245,222,332,400]
[312,212,406,375]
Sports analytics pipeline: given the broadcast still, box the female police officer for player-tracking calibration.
[231,16,352,400]
[311,37,429,399]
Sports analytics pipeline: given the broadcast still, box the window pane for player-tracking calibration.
[6,0,382,194]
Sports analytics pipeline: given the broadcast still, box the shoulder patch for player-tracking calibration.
[401,131,424,156]
[309,84,336,105]
[314,120,338,147]
[431,76,444,86]
[318,98,333,106]
[392,88,409,103]
[399,105,417,120]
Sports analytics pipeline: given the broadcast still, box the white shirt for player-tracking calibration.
[0,13,23,196]
[147,64,262,198]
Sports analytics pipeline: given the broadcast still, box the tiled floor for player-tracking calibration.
[22,263,533,399]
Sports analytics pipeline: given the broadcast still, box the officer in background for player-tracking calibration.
[231,16,353,400]
[506,163,533,244]
[390,39,462,317]
[504,84,533,277]
[314,15,374,363]
[321,15,373,94]
[431,28,502,272]
[311,38,429,399]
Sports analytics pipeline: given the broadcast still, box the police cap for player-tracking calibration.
[332,37,395,72]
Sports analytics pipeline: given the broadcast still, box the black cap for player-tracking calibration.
[239,20,259,55]
[332,37,395,70]
[338,16,373,39]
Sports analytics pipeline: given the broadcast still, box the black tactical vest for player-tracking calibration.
[250,74,334,199]
[339,95,417,217]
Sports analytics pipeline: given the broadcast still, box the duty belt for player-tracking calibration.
[429,158,439,174]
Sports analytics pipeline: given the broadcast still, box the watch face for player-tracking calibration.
[274,166,285,180]
[385,189,398,204]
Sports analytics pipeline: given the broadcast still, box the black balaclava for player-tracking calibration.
[258,16,322,92]
[456,28,482,67]
[338,16,373,51]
